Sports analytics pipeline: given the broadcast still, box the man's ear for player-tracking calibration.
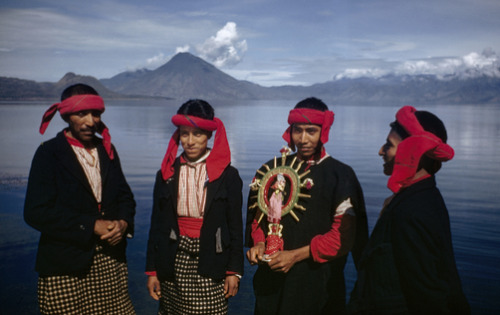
[289,129,296,151]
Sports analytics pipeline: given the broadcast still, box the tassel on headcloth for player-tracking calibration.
[39,94,114,160]
[282,108,335,146]
[388,106,454,193]
[161,114,231,182]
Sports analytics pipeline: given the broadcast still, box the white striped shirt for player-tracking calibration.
[71,145,102,203]
[177,151,210,218]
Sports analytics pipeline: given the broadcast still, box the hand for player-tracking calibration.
[147,275,161,300]
[100,220,128,246]
[246,242,265,265]
[224,275,240,298]
[94,219,114,236]
[267,246,310,273]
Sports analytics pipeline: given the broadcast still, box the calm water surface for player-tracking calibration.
[0,100,499,314]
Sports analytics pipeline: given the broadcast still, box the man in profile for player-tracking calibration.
[246,97,368,314]
[348,105,470,314]
[24,83,136,314]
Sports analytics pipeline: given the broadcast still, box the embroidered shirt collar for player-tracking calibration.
[297,151,330,166]
[181,149,211,166]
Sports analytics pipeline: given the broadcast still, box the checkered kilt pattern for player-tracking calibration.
[37,245,135,315]
[158,235,227,315]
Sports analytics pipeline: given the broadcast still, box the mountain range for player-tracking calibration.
[1,52,499,105]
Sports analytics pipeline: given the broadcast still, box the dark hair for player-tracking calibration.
[294,97,328,111]
[390,110,448,174]
[177,99,214,120]
[61,84,99,101]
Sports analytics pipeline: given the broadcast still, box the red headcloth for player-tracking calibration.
[282,108,335,146]
[161,114,231,182]
[387,105,454,193]
[39,94,114,160]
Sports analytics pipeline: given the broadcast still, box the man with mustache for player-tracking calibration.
[24,83,136,314]
[348,106,470,314]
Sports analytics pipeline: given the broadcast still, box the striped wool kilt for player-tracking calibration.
[159,235,227,315]
[37,244,135,315]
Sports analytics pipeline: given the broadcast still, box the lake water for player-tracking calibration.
[0,100,499,314]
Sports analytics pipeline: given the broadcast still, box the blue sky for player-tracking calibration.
[1,0,499,86]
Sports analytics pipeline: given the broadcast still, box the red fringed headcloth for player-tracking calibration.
[388,105,454,193]
[282,108,335,146]
[39,94,114,160]
[161,114,231,182]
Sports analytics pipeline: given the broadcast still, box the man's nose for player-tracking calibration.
[378,145,384,156]
[296,131,306,143]
[83,113,95,126]
[83,113,97,127]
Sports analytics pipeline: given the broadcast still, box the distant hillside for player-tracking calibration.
[304,74,500,105]
[101,52,500,104]
[99,68,153,92]
[2,52,500,104]
[101,52,275,100]
[0,72,128,100]
[0,77,55,100]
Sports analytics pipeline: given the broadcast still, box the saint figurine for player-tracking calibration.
[263,173,286,259]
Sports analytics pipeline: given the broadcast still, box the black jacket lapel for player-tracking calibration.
[204,170,225,217]
[54,132,95,197]
[97,142,111,186]
[168,159,181,213]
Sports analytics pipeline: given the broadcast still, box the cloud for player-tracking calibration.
[145,53,169,69]
[226,68,303,87]
[396,49,500,78]
[139,45,190,70]
[334,68,389,80]
[175,45,190,54]
[128,22,248,72]
[196,22,247,68]
[334,49,500,80]
[134,22,247,73]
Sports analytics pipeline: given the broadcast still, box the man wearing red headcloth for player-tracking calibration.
[24,84,136,314]
[246,97,368,314]
[145,99,243,314]
[348,106,470,314]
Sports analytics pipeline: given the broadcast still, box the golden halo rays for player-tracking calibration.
[249,148,314,222]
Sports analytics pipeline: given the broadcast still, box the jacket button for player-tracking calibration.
[79,224,85,230]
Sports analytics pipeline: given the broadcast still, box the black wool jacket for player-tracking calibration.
[24,131,136,276]
[349,176,470,315]
[146,158,244,281]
